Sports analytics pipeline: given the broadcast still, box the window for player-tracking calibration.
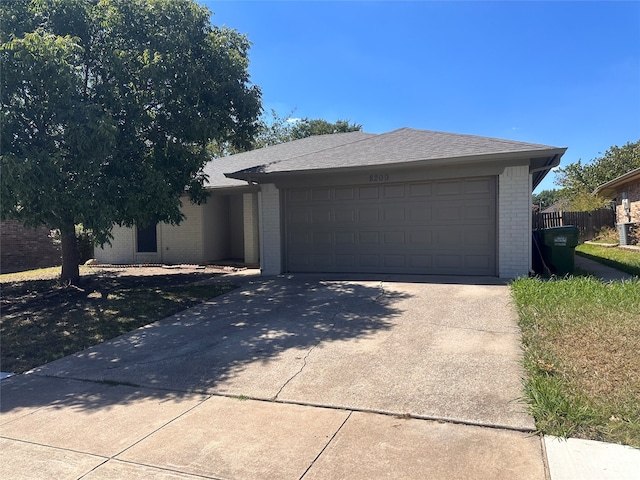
[136,223,157,252]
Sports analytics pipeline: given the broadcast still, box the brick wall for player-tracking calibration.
[498,165,532,278]
[258,184,282,275]
[0,220,61,273]
[160,199,203,264]
[96,224,135,264]
[96,197,205,265]
[615,178,640,224]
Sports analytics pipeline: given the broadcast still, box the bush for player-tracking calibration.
[75,225,95,263]
[628,223,640,245]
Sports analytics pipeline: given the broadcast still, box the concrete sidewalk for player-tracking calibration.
[574,254,635,281]
[0,375,546,480]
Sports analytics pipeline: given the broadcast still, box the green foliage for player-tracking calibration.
[554,140,640,210]
[563,190,611,212]
[0,0,262,281]
[532,189,562,210]
[75,225,94,263]
[290,118,362,139]
[251,109,361,149]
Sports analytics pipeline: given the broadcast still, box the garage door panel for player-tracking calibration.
[312,207,332,223]
[336,232,356,245]
[359,231,380,244]
[359,208,380,222]
[335,254,356,267]
[410,230,433,245]
[335,187,355,200]
[383,206,405,222]
[465,204,492,221]
[384,231,405,244]
[465,177,493,194]
[409,207,432,222]
[384,255,405,267]
[434,181,462,196]
[466,254,492,269]
[358,186,379,199]
[409,254,433,268]
[408,183,432,197]
[465,228,492,246]
[383,184,406,198]
[285,177,496,275]
[313,231,332,246]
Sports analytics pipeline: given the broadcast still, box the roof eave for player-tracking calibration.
[593,168,640,199]
[226,148,567,183]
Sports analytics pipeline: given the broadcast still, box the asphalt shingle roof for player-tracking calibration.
[203,127,564,189]
[250,128,562,174]
[202,131,374,188]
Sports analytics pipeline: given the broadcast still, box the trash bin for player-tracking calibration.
[539,226,580,275]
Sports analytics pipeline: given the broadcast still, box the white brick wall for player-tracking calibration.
[243,192,260,265]
[258,184,282,275]
[498,165,532,278]
[95,197,204,265]
[160,199,203,264]
[96,224,135,264]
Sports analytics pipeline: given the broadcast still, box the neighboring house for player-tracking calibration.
[593,168,640,225]
[97,127,566,278]
[0,220,61,273]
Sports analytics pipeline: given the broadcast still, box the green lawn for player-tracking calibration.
[512,276,640,447]
[576,243,640,277]
[1,270,236,374]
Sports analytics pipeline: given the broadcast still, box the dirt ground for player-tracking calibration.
[0,265,245,323]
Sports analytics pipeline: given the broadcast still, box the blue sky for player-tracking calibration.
[204,1,640,193]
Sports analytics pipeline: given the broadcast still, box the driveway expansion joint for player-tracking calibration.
[299,410,352,480]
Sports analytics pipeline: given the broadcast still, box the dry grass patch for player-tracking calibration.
[512,276,640,447]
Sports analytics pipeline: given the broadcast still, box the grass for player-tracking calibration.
[512,276,640,447]
[576,243,640,277]
[1,269,236,374]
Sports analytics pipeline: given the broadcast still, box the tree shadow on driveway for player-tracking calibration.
[1,276,409,414]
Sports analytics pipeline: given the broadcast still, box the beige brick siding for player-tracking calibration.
[0,220,61,273]
[160,199,203,264]
[615,178,640,224]
[96,224,135,264]
[243,192,260,265]
[96,197,204,265]
[498,165,532,278]
[259,184,282,275]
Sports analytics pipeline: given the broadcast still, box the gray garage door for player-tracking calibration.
[284,177,497,275]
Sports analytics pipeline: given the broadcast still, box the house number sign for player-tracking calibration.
[369,173,390,182]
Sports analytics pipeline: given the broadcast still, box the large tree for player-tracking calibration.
[251,109,361,149]
[1,0,261,283]
[554,140,640,210]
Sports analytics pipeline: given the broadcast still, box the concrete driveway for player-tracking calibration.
[1,274,546,479]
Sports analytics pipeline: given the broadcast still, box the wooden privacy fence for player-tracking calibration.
[532,209,615,242]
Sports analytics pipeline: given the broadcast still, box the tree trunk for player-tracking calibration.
[60,221,80,284]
